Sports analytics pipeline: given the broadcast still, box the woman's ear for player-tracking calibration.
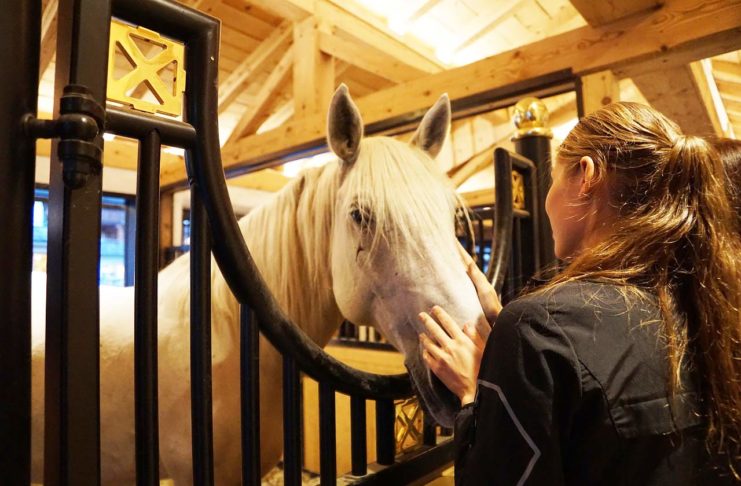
[579,155,597,196]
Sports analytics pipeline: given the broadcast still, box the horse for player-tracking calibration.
[31,85,484,484]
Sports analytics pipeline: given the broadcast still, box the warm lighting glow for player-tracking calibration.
[103,133,116,142]
[435,46,456,65]
[282,152,336,178]
[552,118,578,141]
[387,16,409,36]
[164,146,185,156]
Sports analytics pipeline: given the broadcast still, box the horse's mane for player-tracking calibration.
[157,136,463,359]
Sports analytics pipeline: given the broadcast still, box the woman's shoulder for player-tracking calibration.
[503,280,658,324]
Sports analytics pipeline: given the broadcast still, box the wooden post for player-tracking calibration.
[293,17,334,119]
[580,70,620,115]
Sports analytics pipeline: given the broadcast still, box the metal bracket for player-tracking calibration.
[23,84,104,189]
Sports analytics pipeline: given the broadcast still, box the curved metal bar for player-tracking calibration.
[182,8,412,400]
[487,148,514,294]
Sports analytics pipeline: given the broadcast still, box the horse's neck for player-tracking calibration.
[236,165,343,346]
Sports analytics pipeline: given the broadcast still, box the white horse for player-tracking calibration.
[31,85,483,484]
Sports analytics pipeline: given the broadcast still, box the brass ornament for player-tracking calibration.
[394,397,425,454]
[107,20,186,116]
[512,97,552,139]
[512,170,526,210]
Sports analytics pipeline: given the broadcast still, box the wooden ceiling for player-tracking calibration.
[35,0,741,191]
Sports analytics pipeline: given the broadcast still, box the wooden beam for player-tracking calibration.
[317,30,427,83]
[160,0,741,187]
[581,70,620,114]
[451,0,522,55]
[39,0,58,77]
[570,0,661,26]
[227,168,292,192]
[631,62,724,136]
[315,1,442,74]
[293,17,335,119]
[713,60,741,83]
[243,0,314,21]
[218,20,292,114]
[249,0,441,72]
[226,46,294,144]
[460,188,496,208]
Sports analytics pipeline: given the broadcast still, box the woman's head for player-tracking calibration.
[548,102,741,475]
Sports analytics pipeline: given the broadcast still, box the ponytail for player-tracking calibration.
[670,136,741,472]
[550,102,741,475]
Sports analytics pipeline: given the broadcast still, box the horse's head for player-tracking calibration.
[326,85,482,427]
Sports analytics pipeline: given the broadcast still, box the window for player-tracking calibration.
[33,188,135,286]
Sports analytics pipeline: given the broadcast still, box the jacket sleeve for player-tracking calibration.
[454,298,582,486]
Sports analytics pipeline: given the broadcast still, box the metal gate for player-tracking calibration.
[0,0,553,484]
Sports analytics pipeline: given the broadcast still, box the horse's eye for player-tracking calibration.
[350,208,364,225]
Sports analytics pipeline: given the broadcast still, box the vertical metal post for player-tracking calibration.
[283,357,303,486]
[318,383,337,485]
[350,396,367,476]
[0,0,40,482]
[44,0,111,484]
[134,130,161,485]
[240,306,261,486]
[375,400,395,466]
[190,190,214,486]
[512,97,554,270]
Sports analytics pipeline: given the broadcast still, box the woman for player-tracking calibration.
[419,102,741,484]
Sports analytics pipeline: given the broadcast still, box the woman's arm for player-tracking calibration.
[454,299,581,485]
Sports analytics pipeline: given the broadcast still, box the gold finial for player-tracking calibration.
[512,97,552,139]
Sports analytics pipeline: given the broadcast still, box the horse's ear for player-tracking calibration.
[410,93,451,159]
[327,84,363,164]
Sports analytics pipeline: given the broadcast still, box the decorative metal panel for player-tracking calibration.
[107,20,185,116]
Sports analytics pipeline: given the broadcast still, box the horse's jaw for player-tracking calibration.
[404,348,459,428]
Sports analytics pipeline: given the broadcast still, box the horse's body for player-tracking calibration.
[30,87,483,484]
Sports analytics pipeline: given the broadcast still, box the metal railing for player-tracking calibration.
[0,0,552,484]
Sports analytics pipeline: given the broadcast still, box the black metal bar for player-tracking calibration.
[44,0,111,484]
[240,306,261,486]
[283,357,303,486]
[0,0,40,482]
[375,400,395,466]
[351,441,455,486]
[488,149,514,294]
[190,190,214,486]
[350,396,368,476]
[513,135,554,270]
[422,417,436,446]
[134,130,161,486]
[106,106,197,149]
[319,383,337,485]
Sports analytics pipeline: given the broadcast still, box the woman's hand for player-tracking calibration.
[457,243,503,345]
[418,246,504,406]
[419,306,481,405]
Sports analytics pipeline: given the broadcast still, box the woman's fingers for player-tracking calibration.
[420,334,446,362]
[467,263,502,322]
[431,306,464,340]
[457,241,503,323]
[418,312,451,346]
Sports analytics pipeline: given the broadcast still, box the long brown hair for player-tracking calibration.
[712,137,741,219]
[551,102,741,474]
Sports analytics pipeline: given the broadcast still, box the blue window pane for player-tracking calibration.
[33,188,132,286]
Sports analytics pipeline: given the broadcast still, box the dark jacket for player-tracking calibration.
[454,281,734,485]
